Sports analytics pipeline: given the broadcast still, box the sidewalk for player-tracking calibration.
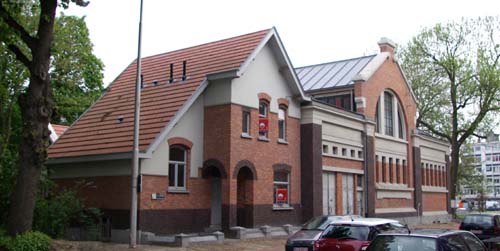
[52,222,460,251]
[52,238,287,251]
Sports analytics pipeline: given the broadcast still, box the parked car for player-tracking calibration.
[459,213,500,240]
[366,229,487,251]
[285,216,402,251]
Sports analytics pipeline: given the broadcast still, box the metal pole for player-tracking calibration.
[130,0,143,248]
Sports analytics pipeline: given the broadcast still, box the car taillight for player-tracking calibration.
[458,223,463,230]
[313,240,320,251]
[494,226,499,235]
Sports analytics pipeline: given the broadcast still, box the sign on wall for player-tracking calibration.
[259,118,269,132]
[276,188,288,203]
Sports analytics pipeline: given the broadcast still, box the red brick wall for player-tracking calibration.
[228,103,301,206]
[376,198,414,209]
[54,176,131,210]
[422,192,447,211]
[354,56,418,212]
[139,175,212,210]
[322,156,363,170]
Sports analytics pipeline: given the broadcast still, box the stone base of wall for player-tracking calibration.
[393,213,452,226]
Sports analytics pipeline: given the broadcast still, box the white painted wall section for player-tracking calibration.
[141,95,205,177]
[231,44,301,118]
[50,160,131,178]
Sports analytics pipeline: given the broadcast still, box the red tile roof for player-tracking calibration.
[52,124,69,137]
[48,29,270,158]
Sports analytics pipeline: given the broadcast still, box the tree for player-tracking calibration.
[399,17,500,201]
[0,0,88,236]
[456,142,489,211]
[51,13,104,124]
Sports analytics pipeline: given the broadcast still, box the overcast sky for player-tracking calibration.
[64,0,500,86]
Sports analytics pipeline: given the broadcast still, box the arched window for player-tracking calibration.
[169,146,187,190]
[375,90,406,139]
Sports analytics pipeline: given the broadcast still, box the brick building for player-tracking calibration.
[47,28,450,238]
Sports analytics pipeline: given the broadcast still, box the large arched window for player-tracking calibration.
[169,145,187,190]
[375,90,406,139]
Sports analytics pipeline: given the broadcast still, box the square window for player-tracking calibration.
[358,150,363,159]
[323,145,328,154]
[342,148,347,156]
[332,146,338,155]
[350,149,355,158]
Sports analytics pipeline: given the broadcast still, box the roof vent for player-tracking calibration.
[169,63,174,83]
[117,116,124,124]
[181,60,187,81]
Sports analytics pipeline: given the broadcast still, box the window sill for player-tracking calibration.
[258,136,270,142]
[240,133,252,139]
[273,205,294,211]
[167,188,189,194]
[277,139,288,145]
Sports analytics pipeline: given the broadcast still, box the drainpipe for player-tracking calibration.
[363,123,369,217]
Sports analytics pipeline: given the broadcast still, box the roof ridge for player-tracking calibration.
[136,28,271,62]
[295,54,377,69]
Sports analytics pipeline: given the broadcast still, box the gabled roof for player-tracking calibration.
[295,55,376,91]
[48,123,68,143]
[48,29,271,159]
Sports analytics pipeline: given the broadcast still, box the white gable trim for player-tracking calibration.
[352,52,390,82]
[238,28,309,101]
[352,52,417,105]
[48,123,58,143]
[145,79,209,156]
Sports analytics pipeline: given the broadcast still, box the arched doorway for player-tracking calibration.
[236,166,254,227]
[202,159,227,231]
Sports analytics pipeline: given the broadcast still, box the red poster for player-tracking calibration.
[276,188,288,203]
[259,118,269,132]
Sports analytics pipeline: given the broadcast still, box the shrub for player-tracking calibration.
[5,231,51,251]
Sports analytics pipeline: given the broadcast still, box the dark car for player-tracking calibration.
[367,229,487,251]
[459,214,500,240]
[285,216,402,251]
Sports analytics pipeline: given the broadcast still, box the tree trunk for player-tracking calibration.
[449,140,460,201]
[6,0,57,236]
[7,75,53,236]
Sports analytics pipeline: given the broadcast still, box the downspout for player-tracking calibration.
[363,122,369,217]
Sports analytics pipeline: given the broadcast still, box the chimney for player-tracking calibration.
[182,60,187,81]
[169,63,174,83]
[378,37,396,56]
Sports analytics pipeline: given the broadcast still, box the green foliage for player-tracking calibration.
[33,187,101,239]
[50,13,104,124]
[1,231,51,251]
[398,16,500,198]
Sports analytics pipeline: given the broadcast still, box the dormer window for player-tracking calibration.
[316,93,354,111]
[375,90,406,139]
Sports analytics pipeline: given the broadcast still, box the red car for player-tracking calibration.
[285,216,404,251]
[313,218,404,251]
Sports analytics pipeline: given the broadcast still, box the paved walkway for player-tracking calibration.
[52,222,460,251]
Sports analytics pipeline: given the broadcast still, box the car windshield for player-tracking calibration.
[463,215,493,227]
[302,216,331,230]
[322,225,370,241]
[369,236,437,251]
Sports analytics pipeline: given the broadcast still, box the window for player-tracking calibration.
[358,150,363,159]
[350,149,355,158]
[278,107,286,141]
[316,94,354,111]
[342,148,347,156]
[323,145,328,154]
[274,171,289,206]
[382,156,386,182]
[375,90,406,139]
[384,92,394,136]
[168,146,187,190]
[332,146,338,155]
[389,158,393,183]
[242,110,250,136]
[259,101,269,138]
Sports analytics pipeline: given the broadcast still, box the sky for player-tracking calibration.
[63,0,500,86]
